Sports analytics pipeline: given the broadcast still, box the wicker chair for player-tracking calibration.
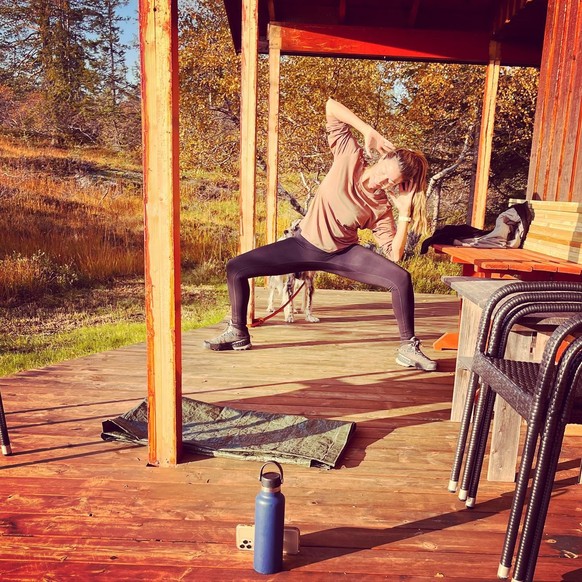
[462,310,582,581]
[448,281,582,495]
[461,297,582,504]
[511,332,582,582]
[0,392,11,455]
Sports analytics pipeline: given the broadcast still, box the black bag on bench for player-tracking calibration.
[421,201,533,254]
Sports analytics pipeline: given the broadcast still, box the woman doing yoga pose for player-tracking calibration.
[204,98,437,372]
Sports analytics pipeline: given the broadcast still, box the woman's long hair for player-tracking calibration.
[387,149,429,235]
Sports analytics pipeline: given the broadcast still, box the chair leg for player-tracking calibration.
[465,387,496,508]
[514,424,567,582]
[459,382,493,503]
[0,392,12,456]
[449,371,480,493]
[515,367,579,582]
[497,417,545,579]
[512,330,582,580]
[458,383,488,500]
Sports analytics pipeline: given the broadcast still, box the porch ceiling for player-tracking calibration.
[223,0,546,66]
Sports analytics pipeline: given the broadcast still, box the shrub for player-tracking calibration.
[0,251,79,302]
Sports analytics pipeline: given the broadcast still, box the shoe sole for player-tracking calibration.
[396,354,437,372]
[203,340,252,352]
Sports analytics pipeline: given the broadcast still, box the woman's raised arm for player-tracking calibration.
[325,98,395,156]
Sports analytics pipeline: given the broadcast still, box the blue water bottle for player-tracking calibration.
[253,461,285,574]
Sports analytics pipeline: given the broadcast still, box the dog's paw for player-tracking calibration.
[284,314,295,323]
[305,314,320,323]
[266,306,275,313]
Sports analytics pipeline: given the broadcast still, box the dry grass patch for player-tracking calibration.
[0,138,144,301]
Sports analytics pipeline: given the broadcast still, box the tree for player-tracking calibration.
[389,62,538,228]
[179,0,242,171]
[0,0,136,145]
[489,67,538,214]
[31,0,102,140]
[92,0,135,148]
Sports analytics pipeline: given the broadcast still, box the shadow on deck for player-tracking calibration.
[0,289,580,580]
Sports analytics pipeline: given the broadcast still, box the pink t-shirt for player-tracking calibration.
[299,118,397,256]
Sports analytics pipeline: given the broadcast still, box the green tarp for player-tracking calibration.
[101,397,356,469]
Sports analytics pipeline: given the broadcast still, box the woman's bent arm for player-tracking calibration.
[326,98,395,156]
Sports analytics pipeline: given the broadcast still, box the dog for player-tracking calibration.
[266,221,319,323]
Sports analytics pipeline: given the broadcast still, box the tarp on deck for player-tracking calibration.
[101,397,356,469]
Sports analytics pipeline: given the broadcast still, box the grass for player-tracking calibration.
[0,278,230,377]
[1,322,147,374]
[0,136,298,301]
[402,251,461,294]
[0,137,145,300]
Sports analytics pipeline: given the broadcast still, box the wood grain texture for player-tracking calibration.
[1,289,581,580]
[139,0,182,467]
[528,0,582,203]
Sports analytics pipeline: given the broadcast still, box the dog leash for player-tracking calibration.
[250,281,306,327]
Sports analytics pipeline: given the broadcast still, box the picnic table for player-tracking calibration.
[433,245,582,279]
[432,200,582,350]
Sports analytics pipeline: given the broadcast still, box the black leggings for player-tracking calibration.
[226,234,415,340]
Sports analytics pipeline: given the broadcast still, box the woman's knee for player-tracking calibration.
[401,268,413,287]
[389,266,412,291]
[226,256,243,280]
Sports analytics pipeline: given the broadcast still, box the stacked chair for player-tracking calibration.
[0,391,11,456]
[447,281,582,581]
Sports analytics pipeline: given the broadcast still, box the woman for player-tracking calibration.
[204,98,437,372]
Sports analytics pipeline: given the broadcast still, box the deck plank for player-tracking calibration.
[1,289,581,580]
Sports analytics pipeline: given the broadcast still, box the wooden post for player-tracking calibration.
[266,25,281,244]
[240,0,259,322]
[140,0,182,467]
[471,41,501,229]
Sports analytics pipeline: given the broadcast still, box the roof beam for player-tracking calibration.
[338,0,347,24]
[407,0,421,28]
[493,0,534,35]
[273,22,541,66]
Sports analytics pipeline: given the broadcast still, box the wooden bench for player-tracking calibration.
[432,200,582,350]
[433,200,582,280]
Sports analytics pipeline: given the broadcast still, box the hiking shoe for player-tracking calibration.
[396,337,437,371]
[203,322,252,351]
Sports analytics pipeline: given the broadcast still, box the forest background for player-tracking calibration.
[0,0,539,375]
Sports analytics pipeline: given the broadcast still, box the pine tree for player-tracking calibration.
[0,0,135,144]
[93,0,134,147]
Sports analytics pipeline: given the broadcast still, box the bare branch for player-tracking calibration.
[427,124,473,200]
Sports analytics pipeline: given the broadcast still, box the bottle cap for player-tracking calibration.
[259,461,284,488]
[260,471,282,488]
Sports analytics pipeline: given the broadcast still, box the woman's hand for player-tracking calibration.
[388,184,413,217]
[363,126,395,157]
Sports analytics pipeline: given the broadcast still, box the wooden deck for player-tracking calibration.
[1,288,581,580]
